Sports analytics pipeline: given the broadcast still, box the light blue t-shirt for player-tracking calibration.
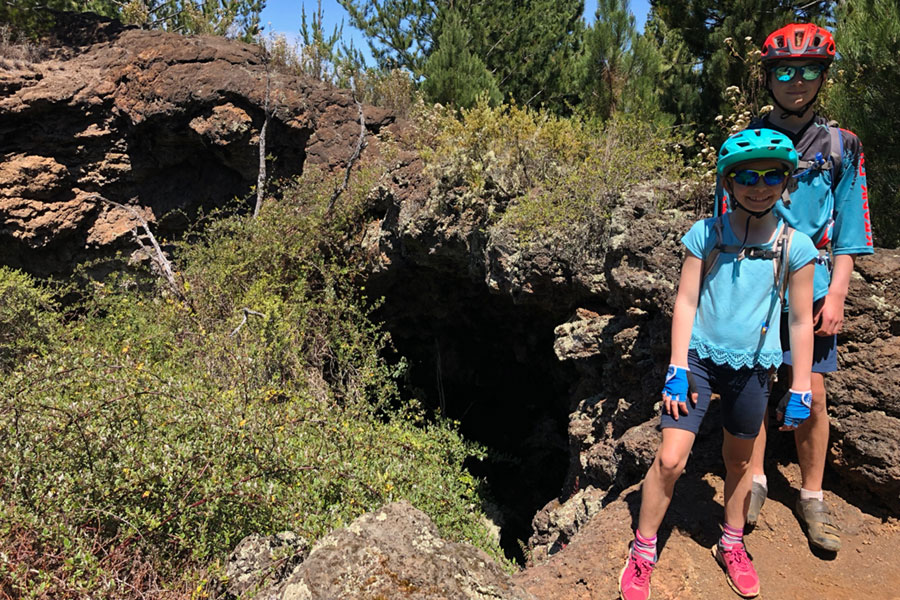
[681,215,818,370]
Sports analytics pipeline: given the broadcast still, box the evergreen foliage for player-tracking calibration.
[421,10,501,108]
[338,0,584,110]
[825,0,900,247]
[576,0,669,122]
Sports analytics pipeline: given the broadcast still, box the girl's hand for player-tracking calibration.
[662,365,698,420]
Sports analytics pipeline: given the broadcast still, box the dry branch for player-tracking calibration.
[327,97,367,213]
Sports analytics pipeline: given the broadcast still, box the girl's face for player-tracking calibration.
[767,59,826,111]
[726,159,789,213]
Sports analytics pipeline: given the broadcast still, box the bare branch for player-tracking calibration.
[327,96,367,213]
[230,307,267,337]
[86,194,182,298]
[254,48,271,218]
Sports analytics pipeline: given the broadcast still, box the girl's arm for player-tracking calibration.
[787,262,816,392]
[664,253,703,418]
[669,254,703,367]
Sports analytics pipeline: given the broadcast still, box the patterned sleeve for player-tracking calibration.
[831,130,875,255]
[680,218,712,260]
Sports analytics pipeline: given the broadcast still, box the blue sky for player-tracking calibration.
[260,0,653,65]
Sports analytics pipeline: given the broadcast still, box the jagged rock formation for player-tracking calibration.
[225,502,535,600]
[4,14,899,595]
[0,11,392,275]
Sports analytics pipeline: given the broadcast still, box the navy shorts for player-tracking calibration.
[779,312,838,373]
[660,350,769,439]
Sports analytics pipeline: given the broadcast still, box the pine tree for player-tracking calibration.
[420,10,501,108]
[576,0,668,122]
[338,0,583,110]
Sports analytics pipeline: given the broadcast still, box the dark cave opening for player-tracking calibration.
[369,266,577,563]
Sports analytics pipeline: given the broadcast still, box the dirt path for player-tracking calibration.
[514,460,900,600]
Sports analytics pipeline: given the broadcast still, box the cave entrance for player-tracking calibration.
[370,266,575,563]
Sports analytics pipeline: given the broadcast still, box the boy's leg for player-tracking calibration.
[795,372,827,492]
[793,370,841,551]
[745,408,768,526]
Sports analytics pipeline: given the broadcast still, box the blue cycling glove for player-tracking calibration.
[662,365,690,405]
[782,389,813,428]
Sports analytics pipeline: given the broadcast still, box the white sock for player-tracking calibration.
[752,474,768,488]
[800,488,824,501]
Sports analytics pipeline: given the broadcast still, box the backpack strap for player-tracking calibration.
[795,125,843,192]
[702,215,728,282]
[829,125,843,191]
[774,225,794,305]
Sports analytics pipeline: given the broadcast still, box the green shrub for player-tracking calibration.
[0,169,501,597]
[417,98,687,247]
[0,267,60,372]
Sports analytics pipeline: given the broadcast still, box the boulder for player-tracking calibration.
[260,501,535,600]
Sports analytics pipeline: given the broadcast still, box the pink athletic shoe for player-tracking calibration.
[618,543,655,600]
[713,542,760,598]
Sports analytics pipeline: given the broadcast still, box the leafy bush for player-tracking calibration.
[0,267,60,372]
[417,98,687,247]
[0,170,500,597]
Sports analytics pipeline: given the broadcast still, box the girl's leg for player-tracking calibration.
[722,430,756,529]
[637,427,697,539]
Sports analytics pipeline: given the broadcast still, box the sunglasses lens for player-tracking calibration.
[773,66,795,82]
[731,169,787,186]
[762,170,787,185]
[732,170,761,186]
[801,65,824,80]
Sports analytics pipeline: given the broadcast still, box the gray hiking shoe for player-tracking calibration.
[746,482,767,527]
[796,497,841,552]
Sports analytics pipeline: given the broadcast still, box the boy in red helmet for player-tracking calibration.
[716,23,875,554]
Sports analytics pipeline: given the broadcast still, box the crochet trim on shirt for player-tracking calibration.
[690,338,783,370]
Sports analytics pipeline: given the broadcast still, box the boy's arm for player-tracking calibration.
[820,135,873,334]
[815,254,854,335]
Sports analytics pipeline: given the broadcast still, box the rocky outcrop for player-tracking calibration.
[0,11,393,275]
[5,15,899,588]
[230,502,535,600]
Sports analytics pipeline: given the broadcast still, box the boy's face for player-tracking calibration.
[726,159,789,213]
[767,59,826,111]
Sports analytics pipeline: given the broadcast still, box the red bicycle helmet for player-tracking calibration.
[761,23,835,64]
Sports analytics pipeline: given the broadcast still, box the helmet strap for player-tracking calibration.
[733,199,775,219]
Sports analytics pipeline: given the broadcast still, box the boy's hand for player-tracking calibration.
[662,365,697,420]
[778,389,813,430]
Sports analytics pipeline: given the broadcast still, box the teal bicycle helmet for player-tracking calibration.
[717,128,799,176]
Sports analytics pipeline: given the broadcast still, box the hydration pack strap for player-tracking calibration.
[701,215,793,305]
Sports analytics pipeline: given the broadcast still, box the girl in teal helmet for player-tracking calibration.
[619,130,816,600]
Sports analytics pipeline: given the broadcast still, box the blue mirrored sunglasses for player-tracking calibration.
[771,64,826,82]
[729,168,789,186]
